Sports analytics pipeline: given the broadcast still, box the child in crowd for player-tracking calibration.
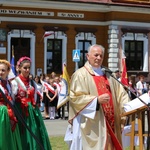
[46,78,58,120]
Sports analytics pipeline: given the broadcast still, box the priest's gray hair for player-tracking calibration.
[87,44,105,55]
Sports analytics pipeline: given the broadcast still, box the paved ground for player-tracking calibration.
[44,119,68,137]
[41,110,69,137]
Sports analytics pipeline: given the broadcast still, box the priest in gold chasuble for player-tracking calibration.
[65,44,130,150]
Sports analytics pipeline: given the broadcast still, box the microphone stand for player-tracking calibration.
[107,72,150,150]
[110,73,148,106]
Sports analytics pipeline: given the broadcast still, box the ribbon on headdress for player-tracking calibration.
[18,56,31,66]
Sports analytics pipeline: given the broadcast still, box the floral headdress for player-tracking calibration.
[17,56,31,66]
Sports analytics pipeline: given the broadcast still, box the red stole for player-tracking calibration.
[93,75,122,150]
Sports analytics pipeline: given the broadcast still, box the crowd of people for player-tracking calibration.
[0,43,149,150]
[0,54,69,149]
[114,69,149,99]
[17,65,67,121]
[37,72,66,120]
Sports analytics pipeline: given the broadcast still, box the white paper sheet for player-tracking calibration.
[123,93,150,112]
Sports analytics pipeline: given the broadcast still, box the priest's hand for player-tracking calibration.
[97,93,110,104]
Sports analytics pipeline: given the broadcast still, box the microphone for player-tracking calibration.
[102,66,149,107]
[101,67,113,74]
[101,67,150,150]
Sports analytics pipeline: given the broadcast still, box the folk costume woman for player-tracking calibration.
[11,56,52,150]
[0,59,22,150]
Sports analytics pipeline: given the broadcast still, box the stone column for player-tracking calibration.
[108,24,119,72]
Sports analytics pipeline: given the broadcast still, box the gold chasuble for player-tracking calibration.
[93,75,122,150]
[68,62,130,150]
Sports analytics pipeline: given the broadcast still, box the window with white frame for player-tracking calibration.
[78,40,91,68]
[125,40,143,70]
[122,33,148,72]
[47,39,62,74]
[44,31,67,74]
[75,32,96,68]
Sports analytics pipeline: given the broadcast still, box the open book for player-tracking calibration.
[123,93,150,112]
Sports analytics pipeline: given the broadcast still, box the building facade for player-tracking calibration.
[0,0,150,80]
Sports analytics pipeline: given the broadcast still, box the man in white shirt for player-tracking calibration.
[136,75,148,96]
